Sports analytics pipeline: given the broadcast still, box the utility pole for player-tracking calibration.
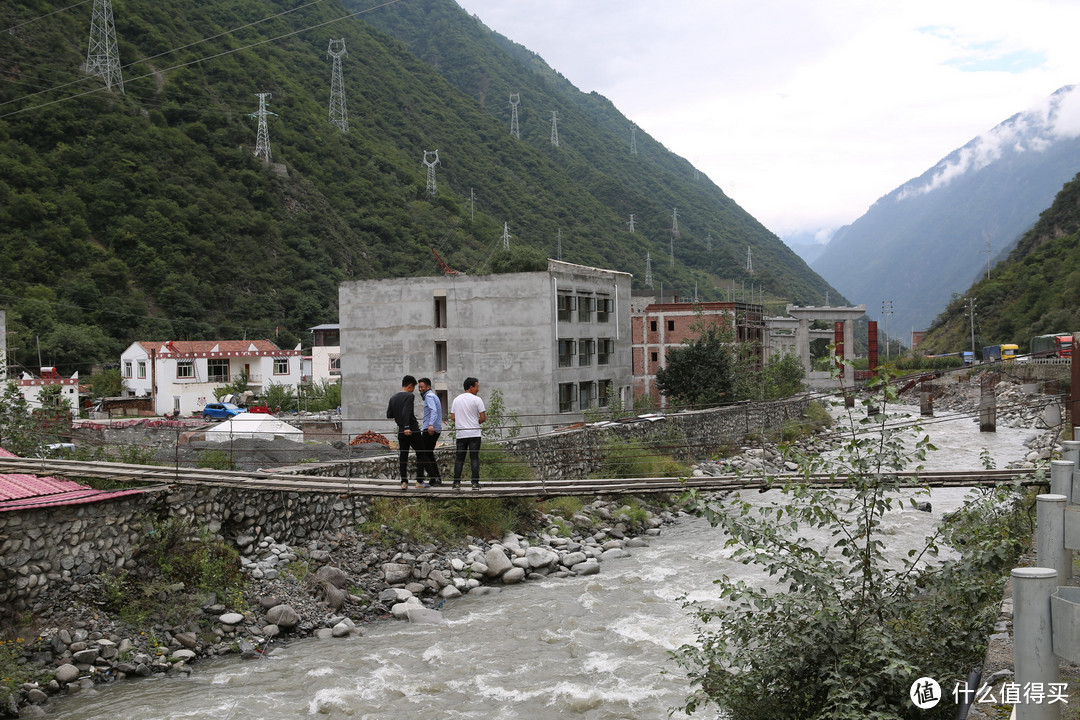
[882,300,894,360]
[86,0,124,93]
[968,297,977,357]
[251,93,276,162]
[509,93,520,139]
[422,150,439,196]
[327,39,348,132]
[550,111,559,147]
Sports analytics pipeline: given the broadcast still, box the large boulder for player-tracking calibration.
[265,604,300,629]
[483,548,513,577]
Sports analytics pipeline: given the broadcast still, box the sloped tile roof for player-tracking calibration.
[0,447,153,512]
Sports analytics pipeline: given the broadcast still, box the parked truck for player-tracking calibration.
[1029,333,1073,358]
[982,343,1019,363]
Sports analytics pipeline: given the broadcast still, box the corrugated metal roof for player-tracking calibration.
[0,447,156,512]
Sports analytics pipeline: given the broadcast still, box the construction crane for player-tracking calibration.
[431,247,462,275]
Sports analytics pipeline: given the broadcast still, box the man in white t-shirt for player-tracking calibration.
[450,376,486,490]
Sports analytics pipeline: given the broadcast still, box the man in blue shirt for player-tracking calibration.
[416,377,443,486]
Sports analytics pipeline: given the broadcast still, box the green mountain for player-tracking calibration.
[918,171,1080,354]
[0,0,835,377]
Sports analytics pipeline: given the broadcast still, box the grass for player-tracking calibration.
[594,436,690,479]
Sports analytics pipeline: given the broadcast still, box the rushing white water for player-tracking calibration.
[45,407,1040,719]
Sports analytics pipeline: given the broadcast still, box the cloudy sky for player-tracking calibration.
[452,0,1080,242]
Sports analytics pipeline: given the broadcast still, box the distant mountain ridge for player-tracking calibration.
[812,84,1080,339]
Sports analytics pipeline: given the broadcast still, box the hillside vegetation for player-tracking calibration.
[918,170,1080,354]
[0,0,836,376]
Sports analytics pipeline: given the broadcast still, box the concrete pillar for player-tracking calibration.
[1011,567,1060,720]
[796,317,811,375]
[1037,494,1071,582]
[1050,460,1075,502]
[979,376,996,432]
[1063,441,1080,501]
[919,380,933,417]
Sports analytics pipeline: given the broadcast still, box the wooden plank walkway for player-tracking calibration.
[0,457,1045,499]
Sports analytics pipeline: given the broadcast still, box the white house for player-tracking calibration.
[119,340,302,416]
[306,323,340,385]
[16,368,82,411]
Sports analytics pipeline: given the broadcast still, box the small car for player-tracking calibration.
[202,402,246,421]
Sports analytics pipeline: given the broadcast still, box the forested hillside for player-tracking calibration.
[0,0,835,376]
[918,171,1080,354]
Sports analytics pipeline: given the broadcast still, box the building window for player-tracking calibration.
[274,358,289,375]
[558,382,577,413]
[650,351,658,362]
[579,381,595,410]
[207,359,230,382]
[598,338,614,365]
[597,297,613,322]
[558,339,577,368]
[329,355,341,376]
[137,361,146,379]
[557,294,576,322]
[578,337,594,366]
[123,361,132,378]
[176,360,194,379]
[667,320,675,332]
[434,296,447,328]
[598,379,612,407]
[435,341,447,372]
[577,295,595,322]
[650,320,657,332]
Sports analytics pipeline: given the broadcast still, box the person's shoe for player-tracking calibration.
[416,480,429,488]
[400,481,408,491]
[452,480,460,489]
[429,478,442,486]
[471,481,481,490]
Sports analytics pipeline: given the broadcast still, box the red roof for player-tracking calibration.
[136,340,297,356]
[0,447,152,512]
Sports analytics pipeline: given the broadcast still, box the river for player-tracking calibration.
[46,406,1042,719]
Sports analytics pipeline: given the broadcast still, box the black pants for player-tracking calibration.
[416,430,441,480]
[454,436,482,482]
[396,431,414,482]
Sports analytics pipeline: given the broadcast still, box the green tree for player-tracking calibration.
[87,367,125,399]
[672,367,1030,719]
[0,381,44,456]
[655,320,735,407]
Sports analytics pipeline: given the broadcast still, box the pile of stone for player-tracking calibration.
[929,377,1063,430]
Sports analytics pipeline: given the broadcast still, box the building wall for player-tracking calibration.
[339,261,632,439]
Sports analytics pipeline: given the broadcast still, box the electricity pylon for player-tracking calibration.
[550,111,559,147]
[645,251,653,289]
[327,39,348,132]
[627,214,635,233]
[509,93,520,139]
[85,0,124,93]
[251,93,276,162]
[423,150,439,196]
[502,222,511,251]
[630,123,637,155]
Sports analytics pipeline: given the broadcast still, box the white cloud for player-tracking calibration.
[454,0,1080,236]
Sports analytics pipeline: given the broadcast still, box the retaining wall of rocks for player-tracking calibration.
[0,486,369,617]
[287,395,810,480]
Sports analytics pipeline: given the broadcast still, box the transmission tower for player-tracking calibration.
[509,93,520,139]
[502,222,511,251]
[469,188,475,221]
[550,111,559,148]
[745,246,754,274]
[670,235,675,268]
[671,208,680,238]
[645,251,653,289]
[556,228,562,261]
[251,93,276,162]
[705,233,712,251]
[627,214,635,233]
[85,0,124,93]
[630,123,637,155]
[327,39,348,132]
[422,150,440,196]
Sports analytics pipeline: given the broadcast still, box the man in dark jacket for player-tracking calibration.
[386,375,423,490]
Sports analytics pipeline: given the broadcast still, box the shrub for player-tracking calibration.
[595,436,689,479]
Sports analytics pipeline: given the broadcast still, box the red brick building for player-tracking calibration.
[631,300,765,407]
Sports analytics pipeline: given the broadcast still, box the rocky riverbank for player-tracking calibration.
[1,493,686,717]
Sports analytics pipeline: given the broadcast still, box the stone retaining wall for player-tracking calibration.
[285,395,810,480]
[0,487,369,617]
